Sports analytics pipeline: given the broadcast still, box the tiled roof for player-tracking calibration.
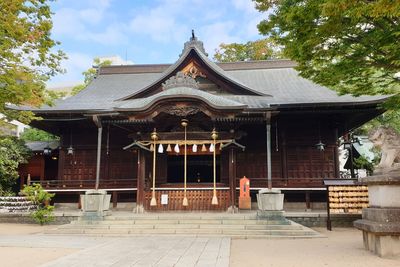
[12,39,388,114]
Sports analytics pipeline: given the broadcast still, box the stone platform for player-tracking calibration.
[354,172,400,257]
[45,212,322,239]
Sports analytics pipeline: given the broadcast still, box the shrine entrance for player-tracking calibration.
[167,154,221,183]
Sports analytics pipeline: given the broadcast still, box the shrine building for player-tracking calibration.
[16,34,388,211]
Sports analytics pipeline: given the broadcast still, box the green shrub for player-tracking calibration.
[30,205,55,225]
[22,184,55,225]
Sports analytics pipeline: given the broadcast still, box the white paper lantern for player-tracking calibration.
[192,144,197,153]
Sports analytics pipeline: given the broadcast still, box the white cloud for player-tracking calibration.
[232,0,258,14]
[84,24,129,46]
[53,8,86,36]
[199,22,241,54]
[52,1,127,46]
[128,5,188,44]
[50,52,93,85]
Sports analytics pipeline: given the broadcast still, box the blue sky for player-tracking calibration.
[48,0,267,87]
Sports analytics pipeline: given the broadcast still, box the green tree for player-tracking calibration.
[71,58,112,95]
[20,127,59,142]
[0,136,31,195]
[0,0,65,124]
[22,183,55,225]
[213,38,283,62]
[254,0,400,103]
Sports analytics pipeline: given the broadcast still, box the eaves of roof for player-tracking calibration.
[114,86,247,111]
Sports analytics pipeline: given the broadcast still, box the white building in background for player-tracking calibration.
[0,114,28,137]
[339,135,375,178]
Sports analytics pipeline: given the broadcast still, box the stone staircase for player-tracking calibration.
[46,213,322,238]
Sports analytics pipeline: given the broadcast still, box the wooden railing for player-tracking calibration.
[144,189,230,211]
[28,177,330,191]
[236,177,328,188]
[30,179,136,190]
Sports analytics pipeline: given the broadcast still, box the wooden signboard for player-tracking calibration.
[323,179,369,230]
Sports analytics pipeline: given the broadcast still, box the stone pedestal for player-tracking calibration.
[256,189,287,223]
[257,210,291,225]
[256,188,284,211]
[81,190,111,220]
[354,172,400,257]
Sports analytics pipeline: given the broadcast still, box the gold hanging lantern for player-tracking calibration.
[149,144,154,151]
[150,129,158,206]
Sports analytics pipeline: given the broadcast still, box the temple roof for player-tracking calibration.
[13,36,389,114]
[115,87,247,111]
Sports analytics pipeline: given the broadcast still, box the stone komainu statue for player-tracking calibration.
[369,126,400,173]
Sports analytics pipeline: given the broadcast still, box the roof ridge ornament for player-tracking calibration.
[162,71,199,90]
[180,29,208,57]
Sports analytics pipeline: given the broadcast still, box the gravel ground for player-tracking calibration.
[230,227,400,267]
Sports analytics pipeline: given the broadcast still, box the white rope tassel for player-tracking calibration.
[174,144,180,153]
[158,144,164,153]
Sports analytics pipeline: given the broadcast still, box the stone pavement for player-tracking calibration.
[42,236,230,267]
[0,231,230,267]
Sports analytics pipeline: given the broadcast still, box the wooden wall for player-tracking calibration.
[53,115,339,189]
[235,117,337,188]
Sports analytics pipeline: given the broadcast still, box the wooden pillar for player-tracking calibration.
[112,191,118,208]
[281,129,288,184]
[305,191,311,210]
[136,149,146,213]
[334,128,340,178]
[265,112,272,189]
[228,148,237,210]
[93,116,102,190]
[40,156,45,182]
[57,150,65,181]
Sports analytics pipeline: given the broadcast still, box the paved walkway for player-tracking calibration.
[1,224,399,267]
[0,224,229,267]
[41,236,229,267]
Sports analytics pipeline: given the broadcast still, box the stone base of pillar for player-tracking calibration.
[354,207,400,257]
[135,204,145,213]
[256,189,284,211]
[81,190,111,220]
[227,205,238,213]
[257,210,290,225]
[360,230,400,257]
[354,172,400,258]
